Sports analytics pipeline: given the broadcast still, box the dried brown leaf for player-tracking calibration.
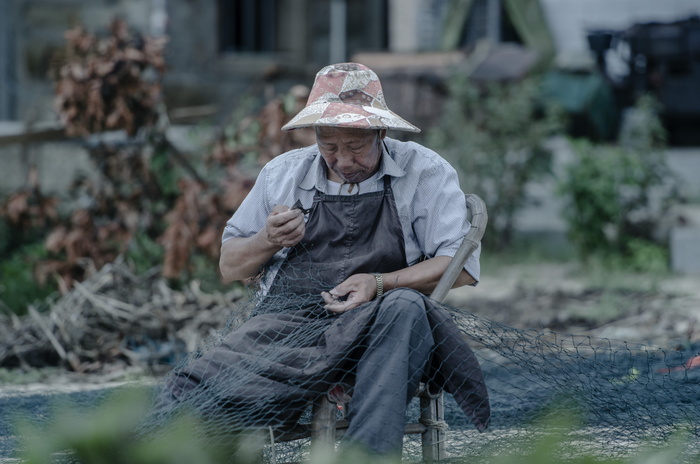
[45,226,68,253]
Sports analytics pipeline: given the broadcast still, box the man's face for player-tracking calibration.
[316,127,386,184]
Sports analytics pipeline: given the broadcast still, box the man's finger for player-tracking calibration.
[266,208,305,247]
[270,204,290,215]
[271,213,303,236]
[325,300,351,313]
[322,291,344,312]
[276,215,305,246]
[321,291,334,305]
[268,208,302,227]
[321,290,343,303]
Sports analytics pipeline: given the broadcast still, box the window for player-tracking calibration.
[0,0,17,119]
[462,0,522,47]
[218,0,277,53]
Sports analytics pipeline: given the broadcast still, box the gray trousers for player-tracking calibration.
[342,289,435,455]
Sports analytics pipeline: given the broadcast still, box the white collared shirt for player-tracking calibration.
[223,137,480,292]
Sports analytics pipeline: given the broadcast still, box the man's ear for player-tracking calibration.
[378,129,387,140]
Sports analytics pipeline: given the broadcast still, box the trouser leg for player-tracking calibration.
[342,289,435,455]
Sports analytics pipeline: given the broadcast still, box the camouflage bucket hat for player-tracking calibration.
[281,63,421,133]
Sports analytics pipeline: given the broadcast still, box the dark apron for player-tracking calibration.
[259,176,406,311]
[169,175,491,431]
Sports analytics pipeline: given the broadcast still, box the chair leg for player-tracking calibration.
[420,391,446,462]
[311,396,337,453]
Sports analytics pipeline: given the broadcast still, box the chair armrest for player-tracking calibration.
[430,194,488,303]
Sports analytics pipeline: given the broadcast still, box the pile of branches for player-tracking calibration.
[51,18,166,136]
[0,261,250,373]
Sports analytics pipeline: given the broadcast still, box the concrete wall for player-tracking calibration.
[0,123,210,200]
[388,0,446,52]
[6,0,390,125]
[0,123,99,201]
[14,0,158,122]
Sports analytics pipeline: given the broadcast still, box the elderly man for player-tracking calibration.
[159,63,489,456]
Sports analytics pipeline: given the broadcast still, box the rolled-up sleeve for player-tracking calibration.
[411,161,481,283]
[222,166,271,242]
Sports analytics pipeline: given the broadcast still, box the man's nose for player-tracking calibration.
[335,151,354,169]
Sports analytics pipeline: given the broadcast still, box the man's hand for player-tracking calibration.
[322,274,377,314]
[219,204,305,282]
[264,205,305,248]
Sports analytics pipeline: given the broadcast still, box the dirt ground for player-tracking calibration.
[2,261,699,395]
[446,261,700,350]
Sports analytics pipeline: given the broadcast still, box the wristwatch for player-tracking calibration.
[371,273,384,299]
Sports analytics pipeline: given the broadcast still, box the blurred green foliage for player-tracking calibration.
[0,242,55,316]
[18,388,246,464]
[428,74,565,250]
[123,232,165,277]
[557,95,679,273]
[15,389,698,464]
[0,194,59,315]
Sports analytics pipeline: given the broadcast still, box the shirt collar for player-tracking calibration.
[299,140,406,192]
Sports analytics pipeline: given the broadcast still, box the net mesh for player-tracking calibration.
[127,258,700,463]
[2,263,700,462]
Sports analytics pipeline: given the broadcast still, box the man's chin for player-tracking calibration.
[339,173,368,184]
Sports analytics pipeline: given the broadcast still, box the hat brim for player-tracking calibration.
[281,101,420,133]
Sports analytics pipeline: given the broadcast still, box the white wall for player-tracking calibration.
[389,0,421,52]
[541,0,700,54]
[388,0,448,52]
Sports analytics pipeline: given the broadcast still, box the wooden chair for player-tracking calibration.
[272,194,488,462]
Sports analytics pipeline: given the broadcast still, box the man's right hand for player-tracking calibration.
[264,205,306,248]
[219,204,306,282]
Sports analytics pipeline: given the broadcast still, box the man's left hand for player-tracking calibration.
[321,274,377,314]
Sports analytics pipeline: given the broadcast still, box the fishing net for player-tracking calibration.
[2,262,700,462]
[129,257,700,464]
[2,205,699,462]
